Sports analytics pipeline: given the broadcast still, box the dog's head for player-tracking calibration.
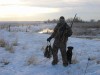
[67,46,73,51]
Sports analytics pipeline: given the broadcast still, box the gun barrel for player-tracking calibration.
[71,13,77,28]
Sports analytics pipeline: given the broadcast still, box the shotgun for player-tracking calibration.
[70,13,77,28]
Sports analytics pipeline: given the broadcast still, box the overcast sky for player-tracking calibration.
[0,0,100,21]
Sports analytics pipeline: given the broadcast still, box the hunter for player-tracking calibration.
[47,16,72,67]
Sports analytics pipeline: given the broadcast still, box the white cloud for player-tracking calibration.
[0,5,59,21]
[0,0,100,21]
[0,0,22,5]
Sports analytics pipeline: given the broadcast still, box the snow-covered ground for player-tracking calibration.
[0,24,100,75]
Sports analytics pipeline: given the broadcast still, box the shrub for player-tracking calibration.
[89,56,96,61]
[22,44,28,50]
[72,54,79,64]
[26,55,38,65]
[97,60,100,64]
[0,39,7,47]
[0,59,9,65]
[12,39,18,46]
[5,43,14,53]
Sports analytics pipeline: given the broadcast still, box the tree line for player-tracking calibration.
[44,17,100,23]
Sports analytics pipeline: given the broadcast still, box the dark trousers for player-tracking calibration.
[52,41,68,64]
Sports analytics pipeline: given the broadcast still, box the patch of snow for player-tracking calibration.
[0,25,100,75]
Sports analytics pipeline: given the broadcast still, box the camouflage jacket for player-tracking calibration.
[50,22,72,42]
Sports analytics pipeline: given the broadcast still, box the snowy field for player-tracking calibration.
[0,24,100,75]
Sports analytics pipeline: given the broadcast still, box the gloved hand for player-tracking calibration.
[47,37,52,42]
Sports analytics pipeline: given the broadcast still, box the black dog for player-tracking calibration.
[66,46,73,64]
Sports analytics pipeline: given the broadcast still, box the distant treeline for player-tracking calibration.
[44,17,100,23]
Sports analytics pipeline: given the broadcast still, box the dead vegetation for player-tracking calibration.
[12,39,18,46]
[0,38,15,53]
[0,39,7,47]
[0,59,10,66]
[72,55,79,64]
[26,55,38,66]
[5,43,14,53]
[96,60,100,64]
[0,22,100,36]
[72,22,100,36]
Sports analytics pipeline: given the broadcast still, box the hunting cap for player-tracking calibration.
[60,16,65,19]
